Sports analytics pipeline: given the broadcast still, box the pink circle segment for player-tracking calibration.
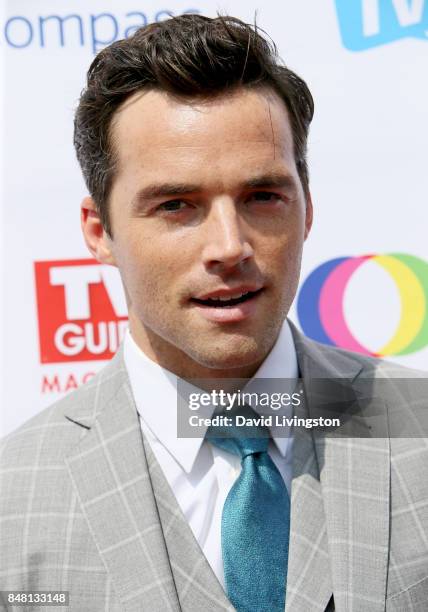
[319,255,373,355]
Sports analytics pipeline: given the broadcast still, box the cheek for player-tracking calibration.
[111,238,156,299]
[262,230,304,268]
[114,237,188,303]
[260,235,304,304]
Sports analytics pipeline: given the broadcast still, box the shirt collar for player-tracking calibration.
[124,319,299,473]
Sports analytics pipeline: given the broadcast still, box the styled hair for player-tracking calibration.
[74,14,314,235]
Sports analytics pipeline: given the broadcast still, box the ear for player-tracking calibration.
[80,196,116,265]
[304,191,313,240]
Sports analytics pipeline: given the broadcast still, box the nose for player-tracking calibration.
[201,198,254,271]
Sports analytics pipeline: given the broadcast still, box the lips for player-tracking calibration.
[189,287,264,323]
[192,289,262,308]
[192,284,263,302]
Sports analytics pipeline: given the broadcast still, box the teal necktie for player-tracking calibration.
[207,411,290,612]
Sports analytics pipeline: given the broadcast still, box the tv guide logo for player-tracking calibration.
[35,259,128,363]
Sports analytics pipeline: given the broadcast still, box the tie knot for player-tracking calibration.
[206,405,270,459]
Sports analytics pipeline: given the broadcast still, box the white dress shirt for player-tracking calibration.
[123,320,298,587]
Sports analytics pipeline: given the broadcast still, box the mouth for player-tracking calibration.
[191,288,263,308]
[189,288,264,323]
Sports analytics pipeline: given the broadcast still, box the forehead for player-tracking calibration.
[110,86,296,186]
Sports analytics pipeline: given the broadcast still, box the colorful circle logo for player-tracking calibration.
[297,254,428,356]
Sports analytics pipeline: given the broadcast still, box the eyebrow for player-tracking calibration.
[244,173,297,191]
[131,173,297,209]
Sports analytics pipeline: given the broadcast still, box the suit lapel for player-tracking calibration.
[285,387,333,611]
[143,438,235,611]
[291,325,390,612]
[64,353,181,612]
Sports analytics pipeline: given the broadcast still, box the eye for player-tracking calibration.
[157,200,188,213]
[248,191,282,203]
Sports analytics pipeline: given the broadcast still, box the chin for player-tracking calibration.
[191,339,266,372]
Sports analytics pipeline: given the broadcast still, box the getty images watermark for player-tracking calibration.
[177,378,344,438]
[176,377,428,439]
[185,387,340,431]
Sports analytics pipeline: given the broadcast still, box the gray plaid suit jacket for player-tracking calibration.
[1,325,428,611]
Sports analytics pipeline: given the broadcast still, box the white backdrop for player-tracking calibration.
[2,0,427,435]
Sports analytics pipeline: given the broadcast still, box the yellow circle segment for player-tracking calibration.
[374,255,425,356]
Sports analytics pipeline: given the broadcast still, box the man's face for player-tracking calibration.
[84,86,312,379]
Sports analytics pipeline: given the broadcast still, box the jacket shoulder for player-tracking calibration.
[298,332,427,378]
[0,351,128,467]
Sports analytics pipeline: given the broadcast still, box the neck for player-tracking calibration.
[127,319,271,390]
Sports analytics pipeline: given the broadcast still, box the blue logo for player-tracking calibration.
[334,0,428,51]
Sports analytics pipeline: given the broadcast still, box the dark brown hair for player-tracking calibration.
[74,14,314,236]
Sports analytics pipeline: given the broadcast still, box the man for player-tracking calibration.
[1,14,427,612]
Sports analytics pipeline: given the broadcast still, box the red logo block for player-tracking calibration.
[34,259,128,363]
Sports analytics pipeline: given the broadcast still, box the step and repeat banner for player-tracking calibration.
[2,0,427,434]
